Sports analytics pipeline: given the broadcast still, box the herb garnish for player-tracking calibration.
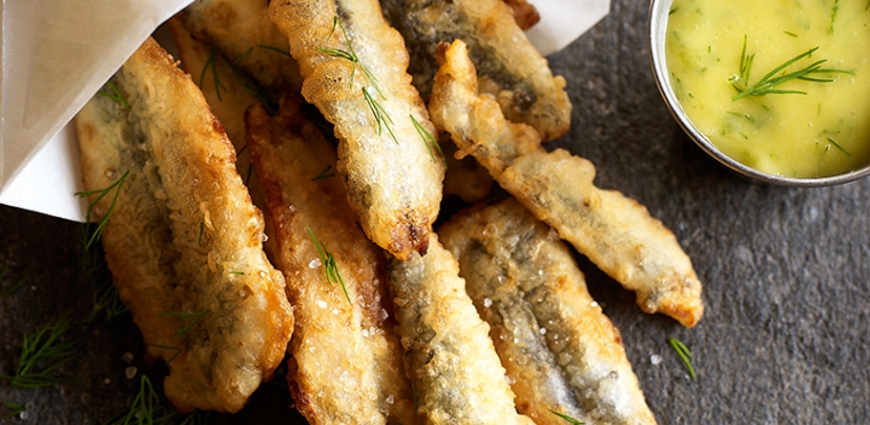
[2,402,25,419]
[197,221,205,246]
[312,164,336,181]
[1,316,81,388]
[199,48,226,102]
[317,17,384,98]
[103,375,175,425]
[157,310,210,338]
[411,115,447,168]
[257,44,292,57]
[829,0,839,35]
[363,88,398,144]
[76,170,130,250]
[0,266,34,298]
[826,137,851,156]
[306,226,352,305]
[548,409,585,424]
[729,36,854,101]
[97,81,131,109]
[667,337,696,379]
[234,47,253,64]
[148,344,181,364]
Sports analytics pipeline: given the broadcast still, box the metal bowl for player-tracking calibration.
[647,0,870,187]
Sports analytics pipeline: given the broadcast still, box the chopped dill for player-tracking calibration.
[411,115,447,168]
[826,137,851,156]
[669,6,679,15]
[199,48,226,102]
[229,270,245,275]
[157,310,210,338]
[103,375,175,425]
[548,409,585,424]
[76,170,130,251]
[97,80,131,109]
[0,266,34,298]
[148,344,181,364]
[306,226,352,305]
[197,221,204,246]
[729,37,854,101]
[2,402,25,418]
[363,88,398,144]
[667,337,696,379]
[312,164,336,181]
[317,16,385,99]
[830,0,839,35]
[237,144,248,157]
[234,47,253,64]
[257,44,292,57]
[246,164,254,186]
[224,55,277,115]
[1,316,82,388]
[783,31,797,38]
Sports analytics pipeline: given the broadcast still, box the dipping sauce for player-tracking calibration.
[665,0,870,178]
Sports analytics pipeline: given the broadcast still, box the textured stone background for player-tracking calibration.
[2,0,870,423]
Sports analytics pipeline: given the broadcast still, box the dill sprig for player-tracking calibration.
[225,54,278,115]
[257,44,292,57]
[1,316,82,388]
[306,226,352,305]
[317,16,385,98]
[0,266,34,298]
[197,221,205,246]
[548,409,585,425]
[148,344,181,364]
[178,410,212,425]
[3,402,25,419]
[826,137,851,156]
[234,47,253,64]
[76,170,130,250]
[667,337,696,379]
[829,0,839,35]
[410,115,446,168]
[103,375,175,425]
[97,80,131,109]
[363,88,398,144]
[199,48,226,102]
[157,310,210,338]
[312,164,336,181]
[729,37,854,101]
[84,239,128,321]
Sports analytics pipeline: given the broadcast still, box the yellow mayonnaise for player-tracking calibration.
[666,0,870,177]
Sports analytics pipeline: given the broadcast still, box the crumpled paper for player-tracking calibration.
[0,0,610,222]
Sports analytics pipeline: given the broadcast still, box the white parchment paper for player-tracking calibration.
[0,0,610,222]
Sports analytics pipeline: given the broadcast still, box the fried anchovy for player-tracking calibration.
[429,40,704,327]
[380,0,571,141]
[75,37,293,413]
[441,199,658,425]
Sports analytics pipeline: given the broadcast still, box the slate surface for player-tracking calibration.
[2,0,870,423]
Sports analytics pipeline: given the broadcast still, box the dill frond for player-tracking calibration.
[257,44,292,57]
[1,316,82,388]
[97,80,131,109]
[363,88,398,144]
[0,266,34,298]
[2,402,25,418]
[198,48,226,102]
[147,344,181,364]
[157,310,210,338]
[410,115,446,168]
[76,170,130,251]
[102,375,175,425]
[667,337,696,379]
[311,164,336,181]
[306,226,352,305]
[548,409,585,425]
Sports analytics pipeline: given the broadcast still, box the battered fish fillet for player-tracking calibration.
[246,97,414,425]
[388,234,536,425]
[441,199,658,425]
[429,40,704,328]
[441,133,494,203]
[380,0,571,141]
[75,37,294,413]
[503,0,541,30]
[269,0,446,260]
[181,0,303,93]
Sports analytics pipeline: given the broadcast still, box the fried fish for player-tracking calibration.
[441,199,658,425]
[269,0,446,260]
[388,233,536,425]
[380,0,570,141]
[429,40,704,327]
[246,96,414,425]
[75,37,294,413]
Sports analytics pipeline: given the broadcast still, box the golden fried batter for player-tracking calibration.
[181,0,303,93]
[429,40,704,327]
[380,0,570,140]
[75,37,293,413]
[388,234,536,425]
[503,0,541,30]
[246,97,414,425]
[269,0,445,260]
[441,199,658,425]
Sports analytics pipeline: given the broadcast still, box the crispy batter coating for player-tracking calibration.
[269,0,445,260]
[246,97,414,425]
[380,0,570,141]
[74,38,293,413]
[441,133,494,203]
[429,40,704,328]
[503,0,541,30]
[441,199,658,425]
[181,0,303,94]
[388,234,536,425]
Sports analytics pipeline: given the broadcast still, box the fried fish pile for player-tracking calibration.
[75,0,704,421]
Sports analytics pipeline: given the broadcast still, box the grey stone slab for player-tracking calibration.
[2,0,870,423]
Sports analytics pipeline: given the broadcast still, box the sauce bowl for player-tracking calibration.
[648,0,870,187]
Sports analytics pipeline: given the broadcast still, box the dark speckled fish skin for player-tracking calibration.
[379,0,571,141]
[441,199,658,425]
